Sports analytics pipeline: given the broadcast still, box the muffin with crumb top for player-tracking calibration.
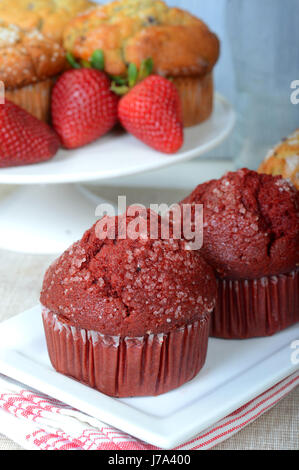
[63,0,220,127]
[0,20,66,121]
[0,0,96,43]
[40,208,217,397]
[0,0,95,121]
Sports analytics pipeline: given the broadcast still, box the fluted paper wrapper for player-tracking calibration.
[172,73,213,128]
[6,79,55,122]
[211,269,299,339]
[42,309,210,397]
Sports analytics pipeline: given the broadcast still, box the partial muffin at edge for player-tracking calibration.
[0,21,66,121]
[258,129,299,190]
[0,0,96,43]
[181,168,299,338]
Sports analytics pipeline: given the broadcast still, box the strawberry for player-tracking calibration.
[51,69,119,149]
[118,75,184,154]
[0,100,60,168]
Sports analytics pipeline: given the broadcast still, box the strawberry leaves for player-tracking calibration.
[90,50,105,70]
[66,50,154,96]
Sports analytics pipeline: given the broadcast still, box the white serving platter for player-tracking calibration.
[0,94,235,185]
[0,306,298,449]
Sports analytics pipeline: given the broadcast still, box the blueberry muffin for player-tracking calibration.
[0,20,66,121]
[259,129,299,190]
[0,0,96,43]
[63,0,220,127]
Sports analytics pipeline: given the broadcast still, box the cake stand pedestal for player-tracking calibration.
[0,184,115,254]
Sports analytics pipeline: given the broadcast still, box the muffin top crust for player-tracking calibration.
[181,169,299,280]
[0,20,66,89]
[63,0,220,77]
[259,129,299,190]
[0,0,95,42]
[40,209,217,337]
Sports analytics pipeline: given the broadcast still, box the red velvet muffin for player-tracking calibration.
[181,168,299,339]
[40,208,217,397]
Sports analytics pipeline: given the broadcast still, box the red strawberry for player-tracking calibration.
[0,100,60,168]
[118,75,184,154]
[51,69,119,149]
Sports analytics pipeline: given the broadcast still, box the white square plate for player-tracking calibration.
[0,306,298,449]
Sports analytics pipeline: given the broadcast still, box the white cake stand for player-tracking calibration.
[0,94,235,254]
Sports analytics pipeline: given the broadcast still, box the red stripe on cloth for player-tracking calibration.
[191,394,287,449]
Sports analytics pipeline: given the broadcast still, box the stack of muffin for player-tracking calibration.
[0,0,219,127]
[40,168,299,397]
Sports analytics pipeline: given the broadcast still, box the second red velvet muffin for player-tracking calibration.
[40,208,217,397]
[181,168,299,339]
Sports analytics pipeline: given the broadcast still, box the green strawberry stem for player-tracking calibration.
[111,58,154,95]
[138,57,154,81]
[110,76,128,86]
[110,83,129,95]
[80,59,92,68]
[90,50,105,70]
[128,63,138,88]
[66,52,81,69]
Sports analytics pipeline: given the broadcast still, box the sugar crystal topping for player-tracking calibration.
[0,24,20,47]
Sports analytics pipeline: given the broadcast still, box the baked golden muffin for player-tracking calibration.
[258,129,299,190]
[63,0,220,127]
[0,0,96,43]
[0,21,66,121]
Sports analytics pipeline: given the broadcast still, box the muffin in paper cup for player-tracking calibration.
[211,269,299,339]
[40,208,217,397]
[0,21,66,121]
[42,309,211,397]
[181,169,299,339]
[63,0,220,129]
